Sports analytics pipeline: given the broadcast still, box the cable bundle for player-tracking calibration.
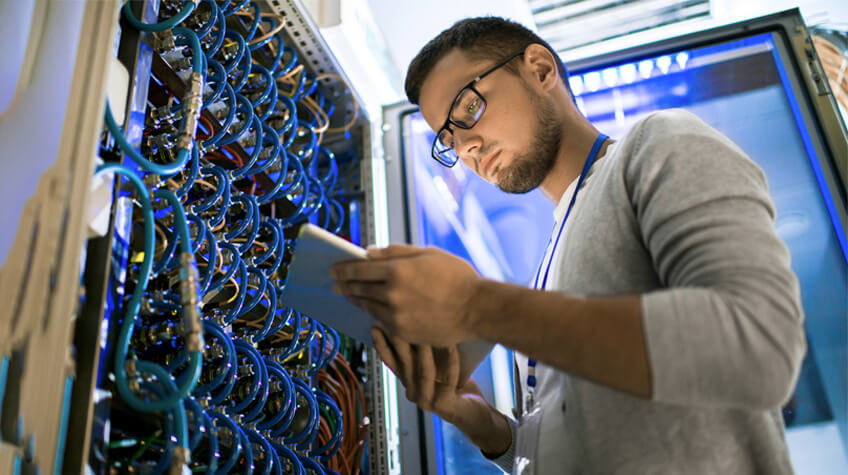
[96,1,369,473]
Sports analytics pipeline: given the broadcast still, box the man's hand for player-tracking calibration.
[371,328,511,457]
[330,244,483,346]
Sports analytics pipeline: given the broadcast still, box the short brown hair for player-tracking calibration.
[404,17,571,105]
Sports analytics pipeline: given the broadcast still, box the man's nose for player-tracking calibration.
[454,130,482,161]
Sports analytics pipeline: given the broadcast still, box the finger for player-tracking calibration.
[372,327,402,376]
[332,280,389,302]
[366,243,426,260]
[346,296,392,323]
[329,260,394,282]
[417,345,437,409]
[348,296,399,333]
[445,345,461,389]
[389,335,417,399]
[388,334,415,380]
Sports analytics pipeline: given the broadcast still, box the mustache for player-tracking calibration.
[470,143,498,173]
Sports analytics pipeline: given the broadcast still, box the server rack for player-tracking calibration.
[0,0,397,473]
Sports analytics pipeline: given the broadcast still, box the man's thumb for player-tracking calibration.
[366,243,424,260]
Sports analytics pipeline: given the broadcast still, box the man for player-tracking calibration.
[330,17,805,474]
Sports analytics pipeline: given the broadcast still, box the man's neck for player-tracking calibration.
[538,116,610,204]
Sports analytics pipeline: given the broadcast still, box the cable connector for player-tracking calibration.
[148,133,176,149]
[172,57,193,72]
[153,29,176,54]
[142,174,165,193]
[169,446,190,474]
[126,359,140,392]
[178,72,203,151]
[150,101,179,123]
[179,253,204,352]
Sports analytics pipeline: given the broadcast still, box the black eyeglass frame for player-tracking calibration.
[430,50,526,167]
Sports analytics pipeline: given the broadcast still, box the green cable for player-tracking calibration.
[107,438,138,450]
[319,405,336,434]
[127,431,162,464]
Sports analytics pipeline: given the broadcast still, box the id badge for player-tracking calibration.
[513,393,543,475]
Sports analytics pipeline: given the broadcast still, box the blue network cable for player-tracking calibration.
[298,454,326,475]
[231,115,264,177]
[192,166,228,214]
[254,66,280,121]
[287,377,319,448]
[207,241,241,294]
[111,188,203,414]
[221,258,248,324]
[315,391,343,462]
[202,83,236,148]
[183,397,206,451]
[232,423,254,475]
[246,427,278,475]
[202,59,228,109]
[203,8,227,57]
[271,442,304,475]
[194,321,237,395]
[219,30,246,74]
[198,221,219,294]
[249,284,277,342]
[135,362,190,471]
[256,358,294,431]
[234,266,268,319]
[239,2,262,42]
[308,323,328,376]
[221,0,250,16]
[105,102,191,176]
[122,0,197,32]
[209,411,242,474]
[267,306,294,340]
[258,224,286,277]
[245,123,282,176]
[192,0,219,40]
[218,94,256,147]
[229,341,268,416]
[231,40,254,94]
[252,221,280,265]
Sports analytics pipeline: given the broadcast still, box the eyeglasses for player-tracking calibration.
[431,51,525,167]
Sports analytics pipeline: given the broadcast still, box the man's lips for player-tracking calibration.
[480,150,500,179]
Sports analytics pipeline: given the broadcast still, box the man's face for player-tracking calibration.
[418,48,561,194]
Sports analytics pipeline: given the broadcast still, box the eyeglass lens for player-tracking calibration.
[436,88,486,151]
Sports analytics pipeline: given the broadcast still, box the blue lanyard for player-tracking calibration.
[527,133,608,393]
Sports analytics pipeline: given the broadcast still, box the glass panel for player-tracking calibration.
[569,32,848,474]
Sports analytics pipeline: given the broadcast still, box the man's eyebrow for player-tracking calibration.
[442,74,476,119]
[442,84,462,119]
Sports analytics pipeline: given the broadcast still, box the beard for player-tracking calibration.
[495,88,561,194]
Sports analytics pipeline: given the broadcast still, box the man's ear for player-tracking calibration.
[523,44,559,92]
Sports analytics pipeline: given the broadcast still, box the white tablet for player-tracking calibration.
[280,224,493,384]
[280,223,371,343]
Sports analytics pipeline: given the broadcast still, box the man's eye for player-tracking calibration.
[466,97,480,114]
